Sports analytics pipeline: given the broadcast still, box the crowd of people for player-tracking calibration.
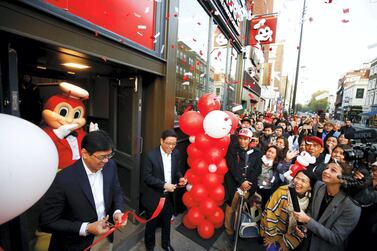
[33,111,376,251]
[224,111,377,251]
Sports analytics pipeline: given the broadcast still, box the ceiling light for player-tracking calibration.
[37,65,47,70]
[67,71,76,75]
[62,62,90,69]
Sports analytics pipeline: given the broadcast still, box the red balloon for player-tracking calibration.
[199,197,217,217]
[197,220,215,239]
[195,133,214,150]
[191,159,209,176]
[187,156,194,167]
[215,135,231,150]
[198,93,221,116]
[225,111,239,133]
[187,207,204,226]
[187,144,203,159]
[217,174,224,184]
[206,147,225,164]
[217,159,229,175]
[212,185,225,202]
[203,173,220,189]
[185,169,201,185]
[178,111,204,136]
[182,192,196,208]
[191,184,208,201]
[183,214,196,230]
[208,207,224,227]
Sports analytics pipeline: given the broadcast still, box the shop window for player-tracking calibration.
[175,0,210,118]
[356,88,364,99]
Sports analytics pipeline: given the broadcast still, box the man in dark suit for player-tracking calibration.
[40,130,125,251]
[141,129,187,251]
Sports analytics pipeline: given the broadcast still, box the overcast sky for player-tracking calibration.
[275,0,377,104]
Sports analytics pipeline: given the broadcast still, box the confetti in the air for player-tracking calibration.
[138,25,147,30]
[134,12,142,18]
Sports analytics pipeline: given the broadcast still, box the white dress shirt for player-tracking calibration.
[160,146,172,184]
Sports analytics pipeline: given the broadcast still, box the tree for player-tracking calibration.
[307,90,329,113]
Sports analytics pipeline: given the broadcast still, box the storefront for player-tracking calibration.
[0,0,251,250]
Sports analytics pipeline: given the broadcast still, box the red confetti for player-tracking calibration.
[197,22,202,25]
[217,51,222,57]
[199,50,203,56]
[174,13,178,17]
[227,1,234,6]
[196,61,201,66]
[190,66,195,71]
[343,8,349,14]
[183,75,189,81]
[341,19,349,23]
[171,44,175,49]
[193,38,197,42]
[324,0,333,3]
[269,47,272,51]
[165,13,170,20]
[309,17,314,22]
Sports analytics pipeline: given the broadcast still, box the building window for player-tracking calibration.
[356,88,364,99]
[216,87,221,96]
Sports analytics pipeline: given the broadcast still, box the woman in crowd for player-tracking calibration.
[257,146,280,207]
[260,169,317,251]
[293,161,361,251]
[324,136,339,163]
[338,134,350,146]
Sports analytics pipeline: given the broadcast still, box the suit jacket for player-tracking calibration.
[39,159,125,251]
[141,147,183,212]
[306,181,361,251]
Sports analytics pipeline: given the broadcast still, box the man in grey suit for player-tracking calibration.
[293,162,361,251]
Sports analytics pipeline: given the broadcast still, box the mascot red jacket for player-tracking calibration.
[42,82,89,169]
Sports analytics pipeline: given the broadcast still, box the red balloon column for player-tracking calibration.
[179,93,234,239]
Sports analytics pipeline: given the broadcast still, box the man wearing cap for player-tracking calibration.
[304,136,326,179]
[224,128,262,239]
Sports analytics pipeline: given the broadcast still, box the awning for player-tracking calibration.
[360,110,377,116]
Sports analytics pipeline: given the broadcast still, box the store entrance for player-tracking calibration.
[0,31,144,249]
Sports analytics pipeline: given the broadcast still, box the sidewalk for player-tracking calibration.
[114,212,264,251]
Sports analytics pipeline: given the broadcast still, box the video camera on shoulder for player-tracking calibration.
[344,129,377,164]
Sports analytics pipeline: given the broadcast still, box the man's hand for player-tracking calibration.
[293,211,311,224]
[114,212,127,227]
[240,181,252,191]
[87,215,110,235]
[178,177,188,187]
[163,183,177,192]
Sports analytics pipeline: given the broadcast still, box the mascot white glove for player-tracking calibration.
[53,124,78,139]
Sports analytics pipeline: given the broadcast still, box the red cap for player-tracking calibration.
[304,136,324,148]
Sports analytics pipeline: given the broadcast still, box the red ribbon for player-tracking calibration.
[83,197,165,251]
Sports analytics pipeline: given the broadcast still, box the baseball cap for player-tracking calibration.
[304,136,324,148]
[238,128,253,138]
[241,117,252,123]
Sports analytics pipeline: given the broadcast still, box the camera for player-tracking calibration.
[344,144,377,163]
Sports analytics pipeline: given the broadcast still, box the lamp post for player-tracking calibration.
[291,0,307,114]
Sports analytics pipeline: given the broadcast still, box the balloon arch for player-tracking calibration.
[178,93,238,239]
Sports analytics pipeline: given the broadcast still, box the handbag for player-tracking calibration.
[236,195,262,239]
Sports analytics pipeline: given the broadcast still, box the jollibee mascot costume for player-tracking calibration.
[42,82,89,169]
[283,151,316,182]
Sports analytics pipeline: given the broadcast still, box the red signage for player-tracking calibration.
[249,16,277,46]
[45,0,156,50]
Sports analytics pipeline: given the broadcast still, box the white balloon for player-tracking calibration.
[189,136,195,143]
[186,184,192,191]
[0,114,58,224]
[208,164,217,173]
[203,110,232,138]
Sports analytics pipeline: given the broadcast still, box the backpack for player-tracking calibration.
[234,193,262,238]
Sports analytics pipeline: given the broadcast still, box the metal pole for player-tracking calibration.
[291,0,307,114]
[233,192,244,251]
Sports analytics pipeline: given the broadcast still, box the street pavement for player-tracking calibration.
[117,212,264,251]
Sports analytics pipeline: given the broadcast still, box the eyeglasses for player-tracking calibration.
[92,152,115,161]
[163,141,177,147]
